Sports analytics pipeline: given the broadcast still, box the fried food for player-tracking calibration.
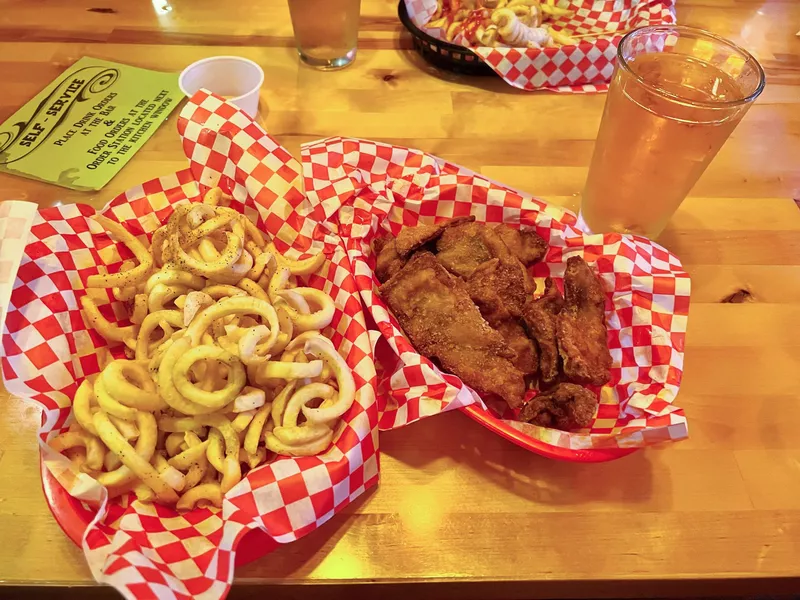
[491,224,547,266]
[521,277,564,385]
[436,220,523,279]
[474,252,532,313]
[375,218,614,430]
[395,215,475,257]
[467,258,537,376]
[373,234,407,283]
[395,223,445,257]
[375,216,476,282]
[380,251,526,408]
[392,216,461,255]
[557,256,612,386]
[435,221,493,278]
[518,383,598,430]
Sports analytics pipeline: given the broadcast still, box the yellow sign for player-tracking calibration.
[0,57,182,191]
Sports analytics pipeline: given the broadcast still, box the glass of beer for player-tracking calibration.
[579,25,765,239]
[287,0,361,70]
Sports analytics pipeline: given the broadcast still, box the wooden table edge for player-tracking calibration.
[2,575,800,599]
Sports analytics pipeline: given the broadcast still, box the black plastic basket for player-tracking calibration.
[398,0,496,76]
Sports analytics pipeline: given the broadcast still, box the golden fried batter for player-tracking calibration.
[380,251,527,408]
[468,258,538,376]
[518,383,598,430]
[491,224,548,266]
[394,215,476,257]
[521,278,564,385]
[373,234,407,283]
[435,220,519,279]
[557,256,612,386]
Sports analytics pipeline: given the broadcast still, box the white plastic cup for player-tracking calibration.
[179,56,264,118]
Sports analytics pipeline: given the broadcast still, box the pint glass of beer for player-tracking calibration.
[287,0,361,70]
[579,26,765,239]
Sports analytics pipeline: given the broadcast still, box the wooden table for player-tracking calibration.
[1,0,799,598]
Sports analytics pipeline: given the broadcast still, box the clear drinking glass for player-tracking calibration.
[579,25,765,239]
[287,0,361,70]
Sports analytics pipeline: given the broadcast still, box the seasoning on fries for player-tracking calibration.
[50,188,355,509]
[426,0,579,49]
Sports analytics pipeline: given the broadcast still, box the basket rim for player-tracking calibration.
[460,405,639,462]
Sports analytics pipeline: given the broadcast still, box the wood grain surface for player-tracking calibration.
[0,0,799,597]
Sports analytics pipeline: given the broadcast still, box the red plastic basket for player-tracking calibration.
[460,406,637,462]
[40,457,278,564]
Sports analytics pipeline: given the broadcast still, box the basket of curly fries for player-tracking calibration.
[400,0,676,91]
[0,91,380,598]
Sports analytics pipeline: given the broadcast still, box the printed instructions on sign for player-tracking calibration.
[0,56,183,191]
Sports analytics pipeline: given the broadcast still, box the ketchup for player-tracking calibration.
[461,8,490,40]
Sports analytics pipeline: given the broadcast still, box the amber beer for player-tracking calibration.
[580,26,765,239]
[287,0,361,69]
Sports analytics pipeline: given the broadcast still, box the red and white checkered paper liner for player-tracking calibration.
[404,0,676,92]
[1,91,381,600]
[0,201,37,337]
[300,136,689,450]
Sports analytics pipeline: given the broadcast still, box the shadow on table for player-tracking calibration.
[381,410,658,508]
[236,487,378,580]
